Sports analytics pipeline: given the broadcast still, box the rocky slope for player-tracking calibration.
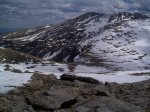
[0,47,42,64]
[0,73,149,112]
[0,12,150,71]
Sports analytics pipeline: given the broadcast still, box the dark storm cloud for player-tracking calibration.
[0,0,149,28]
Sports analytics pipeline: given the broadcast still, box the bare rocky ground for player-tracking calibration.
[0,73,149,112]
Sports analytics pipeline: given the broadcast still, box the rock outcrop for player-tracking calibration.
[0,73,149,112]
[60,73,100,84]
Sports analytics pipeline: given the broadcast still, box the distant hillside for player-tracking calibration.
[0,48,42,64]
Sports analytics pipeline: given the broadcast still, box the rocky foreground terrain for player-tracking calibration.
[0,73,149,112]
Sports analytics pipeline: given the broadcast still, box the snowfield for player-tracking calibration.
[0,62,150,93]
[0,71,32,93]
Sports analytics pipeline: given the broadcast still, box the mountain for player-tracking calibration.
[0,12,150,70]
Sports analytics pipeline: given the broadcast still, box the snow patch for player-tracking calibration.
[134,39,149,47]
[0,71,32,93]
[74,70,150,84]
[0,62,150,93]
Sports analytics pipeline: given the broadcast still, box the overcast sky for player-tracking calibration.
[0,0,150,28]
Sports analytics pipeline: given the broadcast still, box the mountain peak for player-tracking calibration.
[72,12,149,24]
[80,12,101,17]
[109,12,149,22]
[73,12,106,22]
[131,12,149,19]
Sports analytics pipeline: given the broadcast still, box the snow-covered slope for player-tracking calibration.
[0,12,150,71]
[77,19,150,70]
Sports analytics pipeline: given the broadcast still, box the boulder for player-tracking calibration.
[26,72,57,90]
[73,97,142,112]
[31,72,56,82]
[26,87,78,110]
[61,74,100,84]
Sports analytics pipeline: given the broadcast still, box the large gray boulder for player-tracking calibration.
[60,74,100,84]
[74,97,142,112]
[26,87,78,111]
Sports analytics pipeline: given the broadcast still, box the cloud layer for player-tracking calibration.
[0,0,150,28]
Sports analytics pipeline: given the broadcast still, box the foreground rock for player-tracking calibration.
[60,73,100,84]
[0,72,149,112]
